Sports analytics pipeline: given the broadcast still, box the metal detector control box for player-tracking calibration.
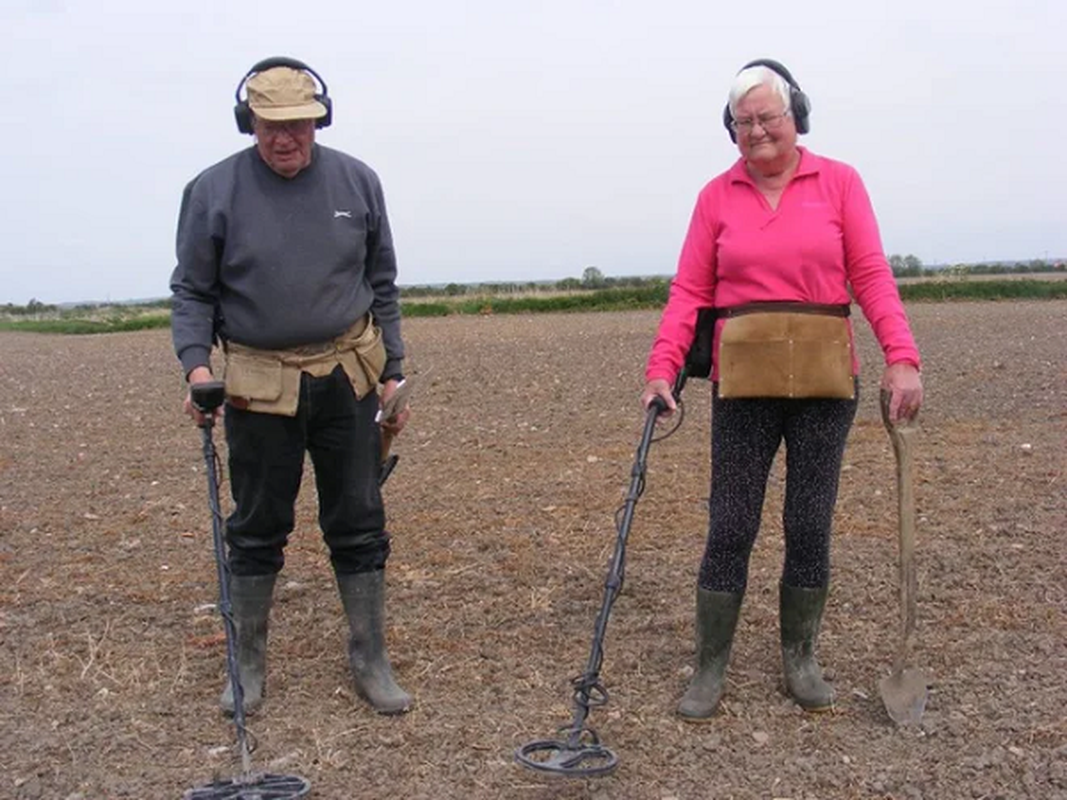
[191,380,226,413]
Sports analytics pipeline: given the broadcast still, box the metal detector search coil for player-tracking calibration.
[183,773,311,800]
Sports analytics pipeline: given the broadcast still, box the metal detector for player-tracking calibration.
[183,381,311,800]
[515,309,714,778]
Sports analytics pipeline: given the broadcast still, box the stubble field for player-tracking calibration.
[1,301,1065,799]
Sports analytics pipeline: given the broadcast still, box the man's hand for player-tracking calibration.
[379,378,411,436]
[183,366,222,426]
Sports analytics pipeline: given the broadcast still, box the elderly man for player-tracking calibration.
[170,57,411,715]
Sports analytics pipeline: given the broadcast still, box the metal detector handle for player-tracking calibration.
[643,376,679,419]
[191,380,226,428]
[671,369,688,402]
[191,380,226,413]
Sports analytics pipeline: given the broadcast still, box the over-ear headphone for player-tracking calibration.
[722,58,810,143]
[233,56,333,135]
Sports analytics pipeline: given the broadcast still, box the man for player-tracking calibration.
[170,57,411,715]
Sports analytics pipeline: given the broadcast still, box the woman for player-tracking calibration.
[640,59,923,719]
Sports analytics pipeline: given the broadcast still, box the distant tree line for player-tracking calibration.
[399,267,668,299]
[888,254,1065,278]
[4,260,1065,316]
[1,298,171,317]
[1,298,59,316]
[400,258,1066,298]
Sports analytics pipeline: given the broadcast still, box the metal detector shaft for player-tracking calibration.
[515,394,671,777]
[198,418,254,777]
[565,397,666,738]
[186,386,309,800]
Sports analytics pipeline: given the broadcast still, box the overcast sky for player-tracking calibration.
[1,0,1062,305]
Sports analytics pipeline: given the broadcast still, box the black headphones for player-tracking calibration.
[233,56,332,135]
[722,58,810,143]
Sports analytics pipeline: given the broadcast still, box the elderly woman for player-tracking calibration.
[640,59,923,719]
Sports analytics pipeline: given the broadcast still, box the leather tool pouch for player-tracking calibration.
[717,302,854,400]
[335,319,386,401]
[223,315,386,417]
[223,349,301,416]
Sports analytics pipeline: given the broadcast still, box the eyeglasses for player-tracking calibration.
[254,118,315,137]
[730,110,791,134]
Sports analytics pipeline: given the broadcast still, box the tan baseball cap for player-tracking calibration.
[246,67,327,121]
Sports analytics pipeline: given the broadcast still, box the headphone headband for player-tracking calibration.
[741,58,801,92]
[233,56,333,134]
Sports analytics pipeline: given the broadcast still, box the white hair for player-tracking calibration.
[727,66,792,119]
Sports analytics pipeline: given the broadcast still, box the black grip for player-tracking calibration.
[190,380,226,413]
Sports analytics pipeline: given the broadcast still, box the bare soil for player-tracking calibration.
[1,301,1065,800]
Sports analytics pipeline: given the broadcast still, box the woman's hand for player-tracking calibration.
[640,378,677,418]
[880,362,923,423]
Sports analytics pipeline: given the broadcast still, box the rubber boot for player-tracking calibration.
[677,588,744,721]
[780,582,834,711]
[219,573,276,716]
[336,569,412,715]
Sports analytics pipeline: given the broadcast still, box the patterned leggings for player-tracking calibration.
[698,383,859,593]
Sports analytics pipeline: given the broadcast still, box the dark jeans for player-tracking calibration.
[223,365,389,577]
[698,382,859,594]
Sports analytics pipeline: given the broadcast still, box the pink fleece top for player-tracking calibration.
[645,148,921,383]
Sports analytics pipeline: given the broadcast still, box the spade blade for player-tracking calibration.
[879,667,928,727]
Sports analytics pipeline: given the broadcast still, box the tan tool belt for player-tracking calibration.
[222,314,386,416]
[717,302,854,400]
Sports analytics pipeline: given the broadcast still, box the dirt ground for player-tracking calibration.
[1,301,1065,800]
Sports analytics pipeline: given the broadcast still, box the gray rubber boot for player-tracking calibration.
[336,569,412,715]
[780,582,834,711]
[219,573,276,716]
[677,588,744,721]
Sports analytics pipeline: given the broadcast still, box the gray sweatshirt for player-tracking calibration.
[170,144,404,379]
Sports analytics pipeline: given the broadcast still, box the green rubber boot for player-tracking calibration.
[677,588,744,721]
[780,582,834,712]
[336,569,412,715]
[219,573,276,716]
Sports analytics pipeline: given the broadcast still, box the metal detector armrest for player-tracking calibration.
[684,307,717,381]
[191,380,226,413]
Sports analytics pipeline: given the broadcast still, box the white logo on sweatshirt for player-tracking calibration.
[334,210,352,219]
